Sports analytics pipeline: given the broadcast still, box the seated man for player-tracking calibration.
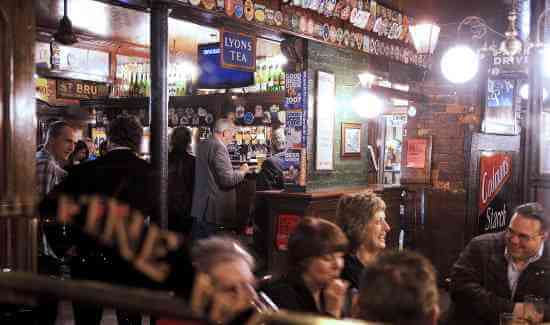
[449,202,550,324]
[356,250,440,325]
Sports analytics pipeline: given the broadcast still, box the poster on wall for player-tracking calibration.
[406,138,427,168]
[478,152,513,234]
[400,136,432,184]
[315,71,335,170]
[280,148,306,187]
[286,110,304,149]
[284,71,306,110]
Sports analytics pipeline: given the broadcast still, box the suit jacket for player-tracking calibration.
[191,137,245,228]
[168,150,196,233]
[448,232,550,325]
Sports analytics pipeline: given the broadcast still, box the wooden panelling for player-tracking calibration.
[255,186,404,275]
[0,0,37,273]
[0,4,9,198]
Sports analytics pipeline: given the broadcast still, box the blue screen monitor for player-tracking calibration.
[196,43,254,89]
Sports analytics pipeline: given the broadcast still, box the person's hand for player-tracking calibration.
[523,302,545,324]
[239,163,250,174]
[323,279,349,319]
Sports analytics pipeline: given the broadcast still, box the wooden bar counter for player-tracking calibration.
[254,185,405,275]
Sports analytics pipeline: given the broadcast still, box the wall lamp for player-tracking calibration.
[438,0,550,84]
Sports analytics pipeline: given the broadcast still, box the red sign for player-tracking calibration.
[276,214,300,251]
[479,153,512,214]
[406,138,427,168]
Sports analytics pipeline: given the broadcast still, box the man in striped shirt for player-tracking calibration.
[35,120,75,325]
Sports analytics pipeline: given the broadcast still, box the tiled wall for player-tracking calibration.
[305,41,374,189]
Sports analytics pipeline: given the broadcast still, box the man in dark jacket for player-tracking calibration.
[42,115,156,325]
[449,202,550,324]
[168,126,195,236]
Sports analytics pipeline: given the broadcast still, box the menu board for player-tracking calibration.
[315,71,335,170]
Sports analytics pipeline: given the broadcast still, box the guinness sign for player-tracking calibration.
[479,152,513,233]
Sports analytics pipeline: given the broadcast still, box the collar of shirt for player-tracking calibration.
[38,148,64,169]
[504,243,544,299]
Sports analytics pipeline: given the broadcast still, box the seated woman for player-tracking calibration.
[261,217,351,318]
[335,190,390,290]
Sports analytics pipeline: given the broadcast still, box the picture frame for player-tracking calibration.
[482,78,520,135]
[341,123,362,159]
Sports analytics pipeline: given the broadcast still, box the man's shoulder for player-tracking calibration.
[467,232,505,251]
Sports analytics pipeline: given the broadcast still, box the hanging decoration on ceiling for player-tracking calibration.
[180,0,426,67]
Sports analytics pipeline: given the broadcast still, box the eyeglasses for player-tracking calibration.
[505,227,544,242]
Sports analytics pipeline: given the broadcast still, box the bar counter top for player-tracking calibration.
[256,184,404,199]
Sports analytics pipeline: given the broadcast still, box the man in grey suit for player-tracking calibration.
[191,118,249,239]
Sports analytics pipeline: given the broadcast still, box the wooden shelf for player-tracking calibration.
[80,92,286,109]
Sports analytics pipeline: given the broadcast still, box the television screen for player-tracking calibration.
[196,43,254,89]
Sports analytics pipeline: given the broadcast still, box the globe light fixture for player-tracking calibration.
[407,106,417,117]
[441,45,480,84]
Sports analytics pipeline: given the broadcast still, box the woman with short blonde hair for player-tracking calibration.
[336,190,390,289]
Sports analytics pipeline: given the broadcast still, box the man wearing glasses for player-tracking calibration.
[448,202,550,324]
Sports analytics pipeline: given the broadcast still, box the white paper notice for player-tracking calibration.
[315,71,335,170]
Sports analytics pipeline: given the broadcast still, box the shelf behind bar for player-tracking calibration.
[79,92,286,109]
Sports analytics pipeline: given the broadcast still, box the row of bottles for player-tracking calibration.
[253,57,285,93]
[168,63,195,96]
[112,63,151,98]
[110,57,286,98]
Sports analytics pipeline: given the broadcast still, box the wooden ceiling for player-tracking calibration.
[36,0,282,59]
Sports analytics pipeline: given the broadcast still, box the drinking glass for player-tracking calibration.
[500,312,528,325]
[256,153,266,172]
[524,295,545,324]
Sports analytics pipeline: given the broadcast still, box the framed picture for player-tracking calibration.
[482,78,520,135]
[341,123,361,159]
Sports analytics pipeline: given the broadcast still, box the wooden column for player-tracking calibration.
[150,1,170,229]
[0,0,37,272]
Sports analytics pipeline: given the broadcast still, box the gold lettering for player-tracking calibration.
[57,195,80,224]
[127,210,145,253]
[84,196,105,236]
[133,225,171,282]
[101,199,134,260]
[77,83,83,94]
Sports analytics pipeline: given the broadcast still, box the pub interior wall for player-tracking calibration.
[407,50,483,277]
[305,41,375,190]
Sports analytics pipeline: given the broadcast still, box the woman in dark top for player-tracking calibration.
[335,190,390,290]
[168,126,196,235]
[262,217,351,318]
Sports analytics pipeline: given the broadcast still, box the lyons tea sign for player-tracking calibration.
[220,29,256,71]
